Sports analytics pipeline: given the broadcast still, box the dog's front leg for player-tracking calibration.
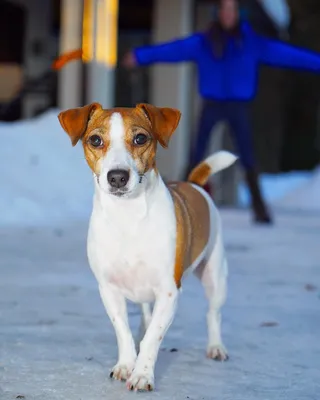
[99,284,137,381]
[135,303,152,353]
[126,286,178,391]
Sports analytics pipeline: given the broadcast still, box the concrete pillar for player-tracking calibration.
[85,0,118,108]
[58,0,83,110]
[151,0,194,181]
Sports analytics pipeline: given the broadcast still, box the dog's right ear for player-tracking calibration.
[58,102,102,146]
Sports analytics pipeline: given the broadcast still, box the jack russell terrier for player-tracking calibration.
[58,102,237,392]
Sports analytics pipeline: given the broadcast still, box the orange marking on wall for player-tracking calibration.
[52,49,83,71]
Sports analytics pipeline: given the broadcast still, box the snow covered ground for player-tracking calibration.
[1,211,319,400]
[1,110,320,399]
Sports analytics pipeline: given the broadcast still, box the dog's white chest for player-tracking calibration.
[87,189,176,303]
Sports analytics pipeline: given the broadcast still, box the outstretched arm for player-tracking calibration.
[133,34,202,66]
[258,36,320,72]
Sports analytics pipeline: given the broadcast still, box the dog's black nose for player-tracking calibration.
[107,169,130,188]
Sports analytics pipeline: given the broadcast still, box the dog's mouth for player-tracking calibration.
[109,188,129,197]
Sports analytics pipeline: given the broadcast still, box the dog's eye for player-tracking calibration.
[133,133,148,146]
[89,135,103,148]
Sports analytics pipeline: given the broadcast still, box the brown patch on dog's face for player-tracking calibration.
[83,107,159,177]
[58,103,181,196]
[81,108,113,175]
[121,107,158,176]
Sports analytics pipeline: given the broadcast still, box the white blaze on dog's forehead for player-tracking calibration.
[109,112,125,148]
[99,110,142,196]
[103,112,128,167]
[103,111,132,171]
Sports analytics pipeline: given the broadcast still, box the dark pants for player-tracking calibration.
[189,100,272,223]
[191,100,255,170]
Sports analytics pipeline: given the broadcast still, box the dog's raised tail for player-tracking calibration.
[187,151,238,187]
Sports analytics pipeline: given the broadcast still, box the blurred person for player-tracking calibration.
[123,0,320,224]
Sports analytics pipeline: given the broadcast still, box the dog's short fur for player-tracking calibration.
[58,103,237,392]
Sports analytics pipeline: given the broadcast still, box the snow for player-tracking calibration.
[1,211,320,399]
[275,166,320,211]
[238,166,320,212]
[1,111,320,399]
[238,171,313,208]
[0,110,93,227]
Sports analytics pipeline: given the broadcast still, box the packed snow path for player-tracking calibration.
[1,209,319,400]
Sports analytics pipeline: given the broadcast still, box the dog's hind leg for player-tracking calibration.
[135,303,152,352]
[194,229,229,361]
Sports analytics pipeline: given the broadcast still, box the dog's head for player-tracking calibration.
[58,103,181,198]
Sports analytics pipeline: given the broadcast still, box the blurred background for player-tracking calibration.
[1,3,320,398]
[1,0,320,223]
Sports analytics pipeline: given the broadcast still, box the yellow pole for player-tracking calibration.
[84,0,119,107]
[96,0,119,67]
[83,0,119,67]
[82,0,94,62]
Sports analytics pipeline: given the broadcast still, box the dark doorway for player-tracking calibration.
[0,0,26,121]
[115,0,154,107]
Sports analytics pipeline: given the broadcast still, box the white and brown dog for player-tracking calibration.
[58,103,237,392]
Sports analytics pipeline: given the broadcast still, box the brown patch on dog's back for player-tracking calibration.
[168,182,210,287]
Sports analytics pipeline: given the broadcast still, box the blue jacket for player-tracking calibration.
[134,22,320,101]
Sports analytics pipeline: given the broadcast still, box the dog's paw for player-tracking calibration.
[126,370,154,392]
[207,344,229,361]
[110,363,134,381]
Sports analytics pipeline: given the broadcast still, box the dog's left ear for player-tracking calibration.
[137,103,181,148]
[58,102,102,146]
